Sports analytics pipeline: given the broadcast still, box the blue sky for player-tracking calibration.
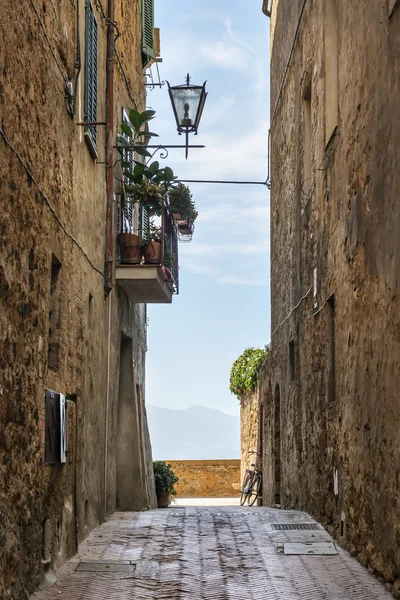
[145,1,271,418]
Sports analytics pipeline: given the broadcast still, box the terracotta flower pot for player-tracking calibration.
[118,233,142,264]
[156,491,170,508]
[143,240,161,264]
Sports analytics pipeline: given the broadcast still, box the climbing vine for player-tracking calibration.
[229,347,269,399]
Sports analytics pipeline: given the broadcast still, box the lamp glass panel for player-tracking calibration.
[171,87,202,128]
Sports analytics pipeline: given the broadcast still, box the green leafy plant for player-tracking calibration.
[229,347,269,399]
[153,461,179,497]
[163,244,176,270]
[142,223,162,244]
[168,183,198,223]
[131,179,166,216]
[118,108,178,188]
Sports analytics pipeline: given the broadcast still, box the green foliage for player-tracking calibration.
[229,347,269,399]
[127,178,165,216]
[117,108,178,187]
[153,461,179,495]
[168,183,198,222]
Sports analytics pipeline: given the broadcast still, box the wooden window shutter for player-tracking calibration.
[141,0,155,67]
[45,389,61,464]
[45,389,67,464]
[140,204,149,237]
[84,0,98,156]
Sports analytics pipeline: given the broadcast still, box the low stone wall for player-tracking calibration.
[165,460,241,498]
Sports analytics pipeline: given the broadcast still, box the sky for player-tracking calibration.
[145,1,271,418]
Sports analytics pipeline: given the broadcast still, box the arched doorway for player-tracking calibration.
[274,384,281,505]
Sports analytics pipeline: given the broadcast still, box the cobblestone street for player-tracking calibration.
[31,503,391,600]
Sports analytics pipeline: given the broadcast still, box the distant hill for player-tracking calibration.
[146,405,240,460]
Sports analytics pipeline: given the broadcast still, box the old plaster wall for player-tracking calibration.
[0,1,156,598]
[167,460,241,498]
[268,0,400,591]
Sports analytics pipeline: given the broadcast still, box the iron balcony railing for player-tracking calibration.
[117,195,179,295]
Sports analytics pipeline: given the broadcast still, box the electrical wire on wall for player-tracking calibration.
[27,0,81,117]
[0,126,104,279]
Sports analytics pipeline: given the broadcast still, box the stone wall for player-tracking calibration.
[166,460,241,498]
[240,392,260,482]
[0,1,156,597]
[267,0,400,592]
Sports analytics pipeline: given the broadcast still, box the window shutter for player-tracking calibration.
[45,389,61,464]
[141,0,155,67]
[140,204,149,237]
[45,389,67,464]
[121,109,136,232]
[84,0,98,156]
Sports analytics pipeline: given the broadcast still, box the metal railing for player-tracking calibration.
[117,197,179,294]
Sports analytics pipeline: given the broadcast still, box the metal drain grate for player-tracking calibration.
[271,523,321,531]
[76,560,135,573]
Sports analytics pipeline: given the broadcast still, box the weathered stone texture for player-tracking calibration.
[267,0,400,592]
[0,1,156,598]
[240,392,260,482]
[166,460,241,498]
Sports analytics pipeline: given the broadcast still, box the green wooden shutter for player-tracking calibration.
[140,205,149,237]
[84,0,98,156]
[141,0,155,67]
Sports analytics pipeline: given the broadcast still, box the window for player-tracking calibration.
[303,84,312,198]
[84,0,98,157]
[327,295,336,404]
[289,339,295,381]
[45,389,67,464]
[325,0,338,144]
[48,254,62,371]
[141,0,155,68]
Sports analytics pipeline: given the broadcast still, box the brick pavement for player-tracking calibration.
[31,505,391,600]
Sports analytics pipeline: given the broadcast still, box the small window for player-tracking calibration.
[84,0,98,157]
[325,0,338,145]
[48,254,62,371]
[289,339,295,381]
[303,84,312,198]
[327,295,336,404]
[141,0,155,68]
[45,389,67,464]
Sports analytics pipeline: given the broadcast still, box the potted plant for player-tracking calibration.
[129,179,166,217]
[168,183,198,238]
[118,193,143,264]
[142,223,162,264]
[153,461,179,508]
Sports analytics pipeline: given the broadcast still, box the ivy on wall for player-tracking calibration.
[229,347,269,400]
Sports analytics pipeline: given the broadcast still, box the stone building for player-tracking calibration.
[263,0,400,588]
[0,0,177,597]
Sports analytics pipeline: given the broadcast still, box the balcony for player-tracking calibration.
[116,200,179,304]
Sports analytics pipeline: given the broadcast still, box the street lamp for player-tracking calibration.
[167,74,208,159]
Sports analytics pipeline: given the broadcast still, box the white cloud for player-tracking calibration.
[183,241,269,256]
[200,41,249,70]
[180,258,268,287]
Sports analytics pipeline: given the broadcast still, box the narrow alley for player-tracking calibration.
[31,504,390,600]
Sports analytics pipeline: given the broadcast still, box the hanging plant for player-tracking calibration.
[229,347,269,400]
[168,183,198,222]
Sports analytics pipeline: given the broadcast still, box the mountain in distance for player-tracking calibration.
[146,405,240,461]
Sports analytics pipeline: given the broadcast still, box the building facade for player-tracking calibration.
[0,0,171,597]
[264,0,400,587]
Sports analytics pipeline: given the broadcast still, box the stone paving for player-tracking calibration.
[31,504,391,600]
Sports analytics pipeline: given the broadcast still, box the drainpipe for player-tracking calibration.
[104,0,115,296]
[262,0,271,17]
[104,291,112,517]
[104,0,115,516]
